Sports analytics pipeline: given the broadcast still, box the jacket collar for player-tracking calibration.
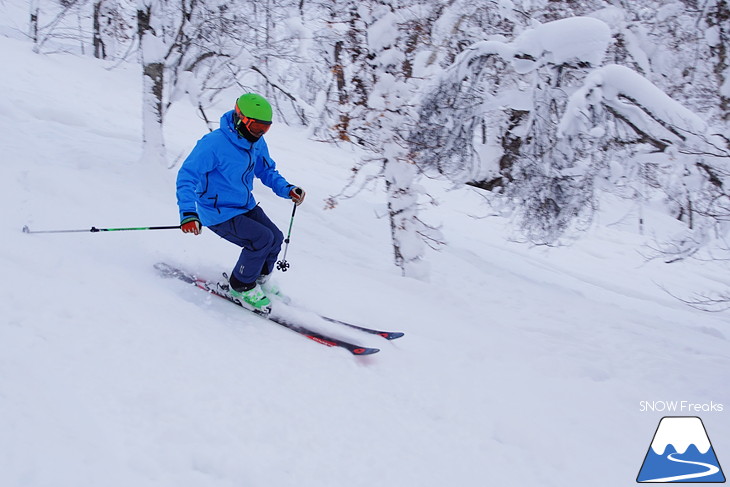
[220,110,258,150]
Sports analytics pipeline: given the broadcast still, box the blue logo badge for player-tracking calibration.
[637,416,725,483]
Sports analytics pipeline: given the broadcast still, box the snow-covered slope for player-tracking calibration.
[2,31,729,487]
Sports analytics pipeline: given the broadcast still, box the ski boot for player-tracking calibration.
[257,273,291,304]
[229,282,272,315]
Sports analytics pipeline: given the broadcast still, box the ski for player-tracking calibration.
[319,315,404,340]
[250,277,405,340]
[154,263,380,356]
[263,292,404,340]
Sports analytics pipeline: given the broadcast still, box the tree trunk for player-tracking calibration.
[137,2,166,164]
[385,156,428,279]
[332,40,350,140]
[29,0,39,45]
[712,1,730,121]
[93,1,106,59]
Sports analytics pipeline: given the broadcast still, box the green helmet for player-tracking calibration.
[235,93,272,122]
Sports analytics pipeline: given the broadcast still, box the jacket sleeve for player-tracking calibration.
[254,139,294,199]
[176,137,216,221]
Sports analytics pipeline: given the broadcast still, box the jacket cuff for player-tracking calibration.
[180,212,200,225]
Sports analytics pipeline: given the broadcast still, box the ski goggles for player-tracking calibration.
[235,104,272,137]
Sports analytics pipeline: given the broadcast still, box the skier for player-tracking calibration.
[176,93,305,314]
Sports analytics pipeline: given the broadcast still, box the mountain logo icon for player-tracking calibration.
[637,416,725,483]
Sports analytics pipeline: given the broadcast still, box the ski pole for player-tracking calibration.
[22,224,181,234]
[276,203,297,272]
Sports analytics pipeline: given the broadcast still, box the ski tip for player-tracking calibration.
[352,347,380,356]
[381,332,405,340]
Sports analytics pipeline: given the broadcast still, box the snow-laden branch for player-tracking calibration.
[417,16,614,183]
[447,16,611,80]
[510,16,611,73]
[558,64,710,149]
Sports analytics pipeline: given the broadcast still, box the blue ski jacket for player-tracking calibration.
[176,111,294,226]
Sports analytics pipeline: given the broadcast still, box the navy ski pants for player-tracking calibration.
[208,205,284,284]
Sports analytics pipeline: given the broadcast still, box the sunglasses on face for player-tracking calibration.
[235,104,272,137]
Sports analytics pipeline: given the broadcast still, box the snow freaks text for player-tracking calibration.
[639,401,724,413]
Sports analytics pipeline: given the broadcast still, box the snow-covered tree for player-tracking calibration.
[136,0,167,164]
[417,6,730,255]
[323,0,447,279]
[91,0,135,59]
[29,0,40,44]
[136,0,259,161]
[703,0,730,123]
[415,16,613,243]
[559,64,730,243]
